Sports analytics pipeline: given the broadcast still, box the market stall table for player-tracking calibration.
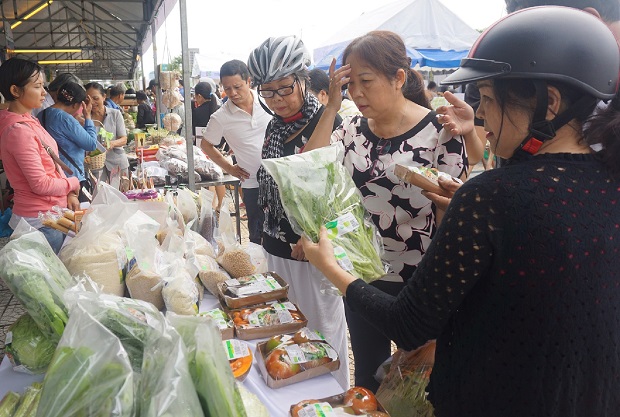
[0,293,344,417]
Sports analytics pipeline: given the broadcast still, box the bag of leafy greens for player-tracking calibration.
[138,321,204,417]
[168,313,248,417]
[37,303,134,417]
[262,142,387,286]
[0,229,72,342]
[5,313,57,374]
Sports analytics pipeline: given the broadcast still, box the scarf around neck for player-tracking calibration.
[258,93,321,238]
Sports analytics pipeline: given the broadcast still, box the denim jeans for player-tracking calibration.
[39,226,65,254]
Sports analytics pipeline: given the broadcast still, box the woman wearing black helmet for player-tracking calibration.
[302,7,620,416]
[248,36,349,389]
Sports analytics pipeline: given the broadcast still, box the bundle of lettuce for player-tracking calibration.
[0,230,72,342]
[5,313,56,374]
[262,142,386,282]
[37,303,134,417]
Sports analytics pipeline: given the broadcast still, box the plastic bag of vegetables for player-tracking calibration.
[261,142,386,285]
[167,313,248,417]
[375,341,436,417]
[138,321,203,417]
[5,313,57,374]
[64,291,167,373]
[37,303,134,417]
[0,229,72,342]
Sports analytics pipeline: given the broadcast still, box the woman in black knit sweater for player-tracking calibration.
[303,7,620,417]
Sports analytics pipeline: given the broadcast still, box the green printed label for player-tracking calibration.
[325,212,359,240]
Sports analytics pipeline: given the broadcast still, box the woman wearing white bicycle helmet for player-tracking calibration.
[301,7,620,416]
[248,36,349,389]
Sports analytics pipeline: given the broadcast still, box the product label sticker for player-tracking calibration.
[333,246,354,271]
[271,301,296,311]
[297,328,325,341]
[297,403,336,417]
[222,339,250,360]
[325,212,360,240]
[248,310,263,327]
[276,309,294,324]
[284,344,307,364]
[320,343,339,361]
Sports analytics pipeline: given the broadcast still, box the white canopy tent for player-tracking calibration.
[313,0,481,69]
[191,51,239,80]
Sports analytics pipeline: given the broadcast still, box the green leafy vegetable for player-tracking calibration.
[0,231,72,341]
[138,323,204,417]
[0,391,21,417]
[168,314,248,417]
[262,142,385,282]
[6,313,57,374]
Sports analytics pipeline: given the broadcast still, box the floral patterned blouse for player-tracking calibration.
[332,112,468,282]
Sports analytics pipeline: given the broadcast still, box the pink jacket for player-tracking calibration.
[0,110,79,218]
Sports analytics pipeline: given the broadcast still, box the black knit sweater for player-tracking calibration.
[346,153,620,417]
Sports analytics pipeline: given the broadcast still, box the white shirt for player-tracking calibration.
[204,90,270,188]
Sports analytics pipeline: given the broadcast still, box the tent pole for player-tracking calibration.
[179,0,194,191]
[151,22,163,130]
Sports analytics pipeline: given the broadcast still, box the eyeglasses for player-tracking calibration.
[370,139,392,177]
[258,80,297,98]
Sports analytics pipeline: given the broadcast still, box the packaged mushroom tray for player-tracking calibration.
[218,272,289,309]
[290,387,391,416]
[226,299,308,340]
[256,328,340,389]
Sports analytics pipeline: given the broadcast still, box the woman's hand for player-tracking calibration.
[67,192,80,211]
[302,227,356,293]
[291,239,307,261]
[327,58,350,112]
[435,91,475,136]
[82,95,93,119]
[421,175,463,211]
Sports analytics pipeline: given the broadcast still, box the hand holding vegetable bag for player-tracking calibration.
[0,229,72,342]
[262,142,386,284]
[36,303,134,417]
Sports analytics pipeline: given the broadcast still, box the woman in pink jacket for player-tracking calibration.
[0,58,80,253]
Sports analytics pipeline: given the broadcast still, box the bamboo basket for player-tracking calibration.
[85,151,107,170]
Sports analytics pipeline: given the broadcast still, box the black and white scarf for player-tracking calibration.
[258,93,321,238]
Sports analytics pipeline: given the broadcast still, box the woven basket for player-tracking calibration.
[85,151,107,170]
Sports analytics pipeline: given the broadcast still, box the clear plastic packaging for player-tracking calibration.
[261,142,387,286]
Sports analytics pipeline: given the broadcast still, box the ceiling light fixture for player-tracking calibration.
[11,0,54,30]
[10,49,82,53]
[38,59,93,65]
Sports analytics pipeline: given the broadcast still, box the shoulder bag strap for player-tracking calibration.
[21,120,74,176]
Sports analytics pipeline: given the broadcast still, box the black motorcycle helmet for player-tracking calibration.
[442,6,619,156]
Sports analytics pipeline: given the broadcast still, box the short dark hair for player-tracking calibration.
[308,68,330,95]
[84,82,106,96]
[109,86,125,98]
[220,59,250,80]
[194,82,212,99]
[56,81,87,105]
[506,0,620,21]
[0,58,42,102]
[136,91,148,101]
[427,81,437,90]
[48,72,82,92]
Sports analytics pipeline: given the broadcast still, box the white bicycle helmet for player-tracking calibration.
[247,36,311,87]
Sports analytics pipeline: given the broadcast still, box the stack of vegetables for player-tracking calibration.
[0,382,42,417]
[262,142,386,284]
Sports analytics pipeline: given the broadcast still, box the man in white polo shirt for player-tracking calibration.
[200,60,271,244]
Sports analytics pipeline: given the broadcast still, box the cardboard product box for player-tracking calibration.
[255,340,341,389]
[289,390,392,416]
[225,300,308,341]
[218,272,289,309]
